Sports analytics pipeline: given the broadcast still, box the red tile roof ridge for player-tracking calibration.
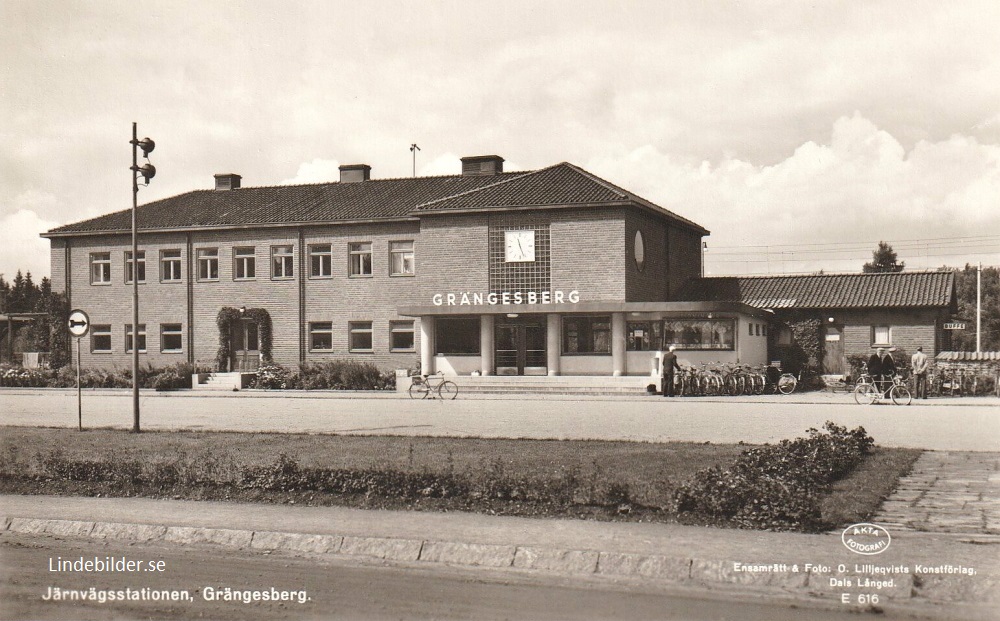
[413,164,567,210]
[705,269,951,279]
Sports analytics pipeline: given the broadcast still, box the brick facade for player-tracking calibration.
[51,204,704,371]
[837,308,949,360]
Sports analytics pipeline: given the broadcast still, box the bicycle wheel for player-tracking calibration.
[437,381,458,400]
[777,374,797,395]
[408,382,428,399]
[890,385,911,406]
[854,384,878,405]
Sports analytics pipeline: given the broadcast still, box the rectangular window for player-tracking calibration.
[197,248,219,281]
[161,323,183,353]
[309,322,333,351]
[161,249,182,282]
[90,252,111,284]
[309,244,333,278]
[124,251,146,284]
[749,323,754,336]
[271,245,294,279]
[435,317,480,355]
[626,321,662,351]
[389,241,415,276]
[390,321,415,352]
[662,319,735,351]
[91,324,112,353]
[349,242,372,277]
[872,325,891,346]
[562,316,611,354]
[349,321,373,352]
[234,247,256,280]
[125,324,147,353]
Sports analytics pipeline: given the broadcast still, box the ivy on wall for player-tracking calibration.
[216,307,273,371]
[770,313,822,374]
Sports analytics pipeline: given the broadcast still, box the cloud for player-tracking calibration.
[587,113,1000,273]
[280,159,341,185]
[0,208,58,280]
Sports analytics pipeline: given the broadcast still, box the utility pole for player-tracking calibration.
[129,124,156,433]
[410,143,420,177]
[977,262,982,353]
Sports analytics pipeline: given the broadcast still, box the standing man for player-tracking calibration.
[880,348,897,397]
[868,348,885,398]
[911,346,929,399]
[661,345,681,397]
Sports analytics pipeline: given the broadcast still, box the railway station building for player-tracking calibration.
[41,154,955,379]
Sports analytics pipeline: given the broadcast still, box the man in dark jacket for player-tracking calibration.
[868,348,895,397]
[661,346,681,397]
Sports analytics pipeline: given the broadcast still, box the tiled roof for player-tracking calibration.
[676,271,956,309]
[415,163,708,233]
[43,162,707,236]
[43,172,526,235]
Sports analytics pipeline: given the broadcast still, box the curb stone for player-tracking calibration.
[250,531,343,555]
[4,516,992,604]
[513,547,599,574]
[339,536,423,562]
[164,526,253,549]
[419,541,516,568]
[596,552,690,581]
[91,522,168,542]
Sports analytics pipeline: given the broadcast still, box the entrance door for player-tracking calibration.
[495,316,547,376]
[231,320,260,371]
[822,325,845,375]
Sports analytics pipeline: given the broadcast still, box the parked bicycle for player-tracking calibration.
[854,373,911,406]
[408,372,458,400]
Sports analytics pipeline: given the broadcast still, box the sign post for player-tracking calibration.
[67,309,90,431]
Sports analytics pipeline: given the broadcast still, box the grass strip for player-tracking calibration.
[0,426,920,531]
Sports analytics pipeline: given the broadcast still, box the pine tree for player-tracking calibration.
[863,241,905,273]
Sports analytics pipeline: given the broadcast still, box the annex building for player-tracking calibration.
[42,154,956,378]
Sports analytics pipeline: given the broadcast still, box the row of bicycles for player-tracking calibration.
[669,363,801,396]
[851,364,999,405]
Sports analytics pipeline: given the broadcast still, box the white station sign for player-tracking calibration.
[68,309,90,338]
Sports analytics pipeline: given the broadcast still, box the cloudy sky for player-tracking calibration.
[2,0,998,280]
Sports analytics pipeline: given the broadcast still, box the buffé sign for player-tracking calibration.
[432,290,581,307]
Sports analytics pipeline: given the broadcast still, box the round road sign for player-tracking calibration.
[68,309,90,338]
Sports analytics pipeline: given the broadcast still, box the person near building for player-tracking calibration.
[868,348,893,398]
[911,346,929,399]
[661,345,681,397]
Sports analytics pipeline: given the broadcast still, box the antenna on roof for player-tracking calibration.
[410,143,421,177]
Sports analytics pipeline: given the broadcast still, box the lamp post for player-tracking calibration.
[129,123,156,433]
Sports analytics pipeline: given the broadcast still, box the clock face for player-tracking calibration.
[634,230,645,271]
[504,230,536,262]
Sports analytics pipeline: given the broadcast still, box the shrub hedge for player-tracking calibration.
[0,362,204,391]
[253,361,395,391]
[673,421,875,531]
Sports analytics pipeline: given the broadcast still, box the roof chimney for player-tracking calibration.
[461,155,504,176]
[214,174,242,191]
[339,164,371,183]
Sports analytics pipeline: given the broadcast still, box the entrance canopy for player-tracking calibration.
[399,301,773,378]
[398,300,770,318]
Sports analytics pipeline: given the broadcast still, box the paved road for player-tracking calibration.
[2,390,998,450]
[0,532,937,621]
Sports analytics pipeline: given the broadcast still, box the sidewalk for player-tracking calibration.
[3,493,998,616]
[2,386,999,406]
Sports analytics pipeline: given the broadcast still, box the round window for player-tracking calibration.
[634,230,645,271]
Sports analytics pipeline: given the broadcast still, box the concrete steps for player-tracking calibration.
[191,372,255,391]
[427,376,659,396]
